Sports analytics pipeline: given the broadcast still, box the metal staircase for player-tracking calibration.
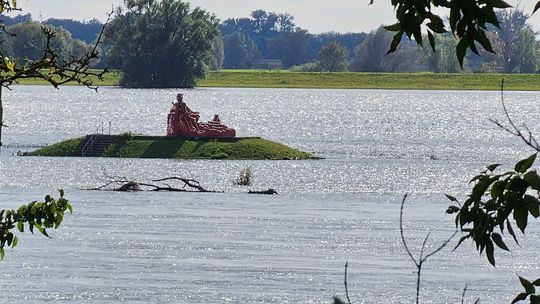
[80,134,119,157]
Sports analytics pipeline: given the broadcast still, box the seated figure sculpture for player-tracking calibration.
[166,93,236,138]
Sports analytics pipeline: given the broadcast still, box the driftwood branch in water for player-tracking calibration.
[88,167,277,194]
[89,176,216,193]
[152,177,210,192]
[248,188,278,195]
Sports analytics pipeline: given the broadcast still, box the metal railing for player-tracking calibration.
[81,123,104,156]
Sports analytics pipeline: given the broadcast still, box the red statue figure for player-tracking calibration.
[167,93,236,138]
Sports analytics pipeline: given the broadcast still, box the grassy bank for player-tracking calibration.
[27,135,314,160]
[15,69,540,90]
[27,137,84,156]
[16,69,121,86]
[201,71,540,90]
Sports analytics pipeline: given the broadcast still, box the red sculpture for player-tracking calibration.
[166,93,236,138]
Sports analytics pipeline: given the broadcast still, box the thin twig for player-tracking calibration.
[344,260,352,304]
[400,194,457,304]
[400,194,418,267]
[489,79,540,152]
[461,285,468,304]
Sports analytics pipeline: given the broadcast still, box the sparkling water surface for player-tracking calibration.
[0,86,539,303]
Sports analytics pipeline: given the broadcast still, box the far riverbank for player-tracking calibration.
[15,70,540,91]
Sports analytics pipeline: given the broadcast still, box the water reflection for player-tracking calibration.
[0,86,539,303]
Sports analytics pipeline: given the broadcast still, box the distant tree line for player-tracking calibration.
[0,16,98,67]
[217,8,540,73]
[218,9,365,70]
[1,4,539,89]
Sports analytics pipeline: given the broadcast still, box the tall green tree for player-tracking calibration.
[267,28,311,68]
[490,9,539,73]
[223,31,260,69]
[350,26,422,72]
[208,35,224,70]
[421,35,463,72]
[0,1,107,146]
[220,9,296,59]
[317,41,349,72]
[105,0,219,88]
[3,21,92,64]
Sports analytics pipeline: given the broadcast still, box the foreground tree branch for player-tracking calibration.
[0,5,112,146]
[400,194,457,304]
[0,190,72,260]
[489,80,540,152]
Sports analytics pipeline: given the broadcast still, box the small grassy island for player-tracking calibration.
[26,134,314,160]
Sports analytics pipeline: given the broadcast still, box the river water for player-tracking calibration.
[0,86,539,303]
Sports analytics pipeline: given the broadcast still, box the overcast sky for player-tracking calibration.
[15,0,540,33]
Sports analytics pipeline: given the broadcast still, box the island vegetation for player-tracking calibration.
[26,135,314,160]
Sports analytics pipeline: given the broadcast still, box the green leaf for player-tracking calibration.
[427,30,436,52]
[487,164,502,172]
[523,195,540,218]
[17,221,23,232]
[469,174,483,183]
[384,23,401,31]
[480,6,500,26]
[386,31,403,55]
[486,238,495,266]
[446,205,460,214]
[426,21,445,34]
[54,212,64,229]
[515,154,537,173]
[474,29,495,53]
[511,292,529,304]
[449,8,460,32]
[6,233,13,246]
[514,207,529,233]
[445,194,458,202]
[491,232,510,251]
[66,203,73,214]
[11,236,18,248]
[534,1,540,14]
[454,235,470,250]
[3,56,15,72]
[524,171,540,191]
[520,276,536,294]
[59,189,65,198]
[507,220,520,245]
[486,0,512,8]
[471,176,494,201]
[533,278,540,286]
[0,248,4,261]
[468,39,479,55]
[491,180,504,198]
[333,296,347,304]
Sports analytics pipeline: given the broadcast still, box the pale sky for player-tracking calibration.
[14,0,540,33]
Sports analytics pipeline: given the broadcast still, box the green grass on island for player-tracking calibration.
[27,135,314,160]
[27,137,84,156]
[15,69,540,91]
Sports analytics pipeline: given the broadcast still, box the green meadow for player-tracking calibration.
[15,69,540,90]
